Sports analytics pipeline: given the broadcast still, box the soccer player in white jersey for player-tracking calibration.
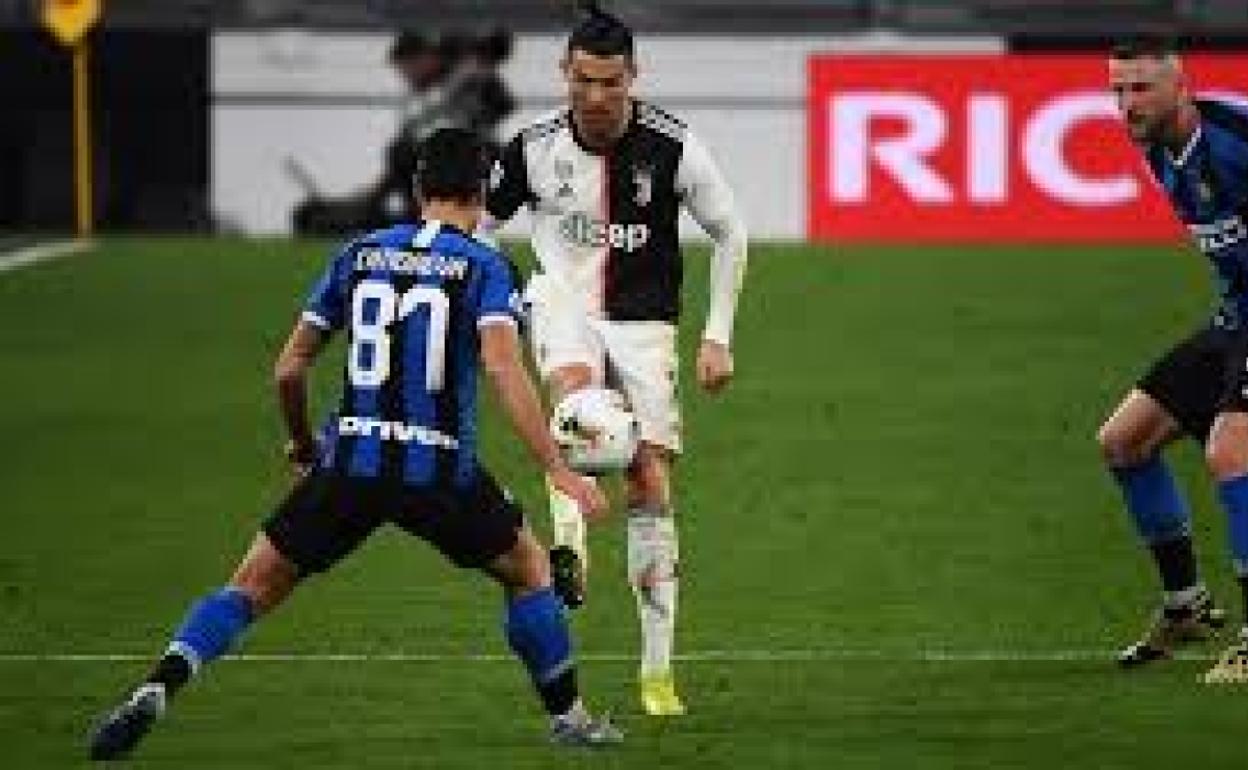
[482,6,748,716]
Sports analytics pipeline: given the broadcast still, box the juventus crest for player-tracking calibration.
[632,164,653,207]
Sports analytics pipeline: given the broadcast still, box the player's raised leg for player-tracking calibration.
[543,363,599,609]
[1098,388,1225,666]
[87,532,299,761]
[1201,410,1248,683]
[488,524,622,744]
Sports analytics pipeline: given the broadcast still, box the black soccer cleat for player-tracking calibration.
[1118,590,1227,668]
[549,545,586,609]
[88,684,165,761]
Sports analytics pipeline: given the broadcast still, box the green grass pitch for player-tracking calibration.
[1,237,1244,768]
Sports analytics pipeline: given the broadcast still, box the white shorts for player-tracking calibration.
[526,275,681,453]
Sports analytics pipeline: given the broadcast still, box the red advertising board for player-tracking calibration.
[807,54,1248,242]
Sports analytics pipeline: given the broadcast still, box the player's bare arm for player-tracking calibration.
[273,319,330,475]
[480,321,607,519]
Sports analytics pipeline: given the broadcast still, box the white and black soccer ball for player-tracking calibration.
[550,388,639,474]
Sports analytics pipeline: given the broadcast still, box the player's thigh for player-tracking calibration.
[392,469,524,573]
[1115,328,1226,451]
[526,274,605,385]
[601,321,681,456]
[261,474,384,579]
[1206,332,1248,478]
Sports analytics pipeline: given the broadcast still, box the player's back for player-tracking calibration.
[302,220,519,489]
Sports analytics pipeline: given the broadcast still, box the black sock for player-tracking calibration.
[1149,536,1200,594]
[146,653,192,697]
[537,668,578,716]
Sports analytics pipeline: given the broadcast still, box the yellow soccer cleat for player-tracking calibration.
[1202,631,1248,684]
[639,672,686,717]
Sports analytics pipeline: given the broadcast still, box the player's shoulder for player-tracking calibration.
[634,100,689,143]
[513,107,572,146]
[432,224,508,270]
[1196,98,1248,143]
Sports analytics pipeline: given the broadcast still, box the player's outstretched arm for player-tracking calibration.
[678,132,748,393]
[479,321,607,519]
[273,320,329,475]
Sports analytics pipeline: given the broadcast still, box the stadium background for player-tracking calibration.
[3,1,1248,767]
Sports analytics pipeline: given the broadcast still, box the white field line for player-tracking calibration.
[0,238,93,273]
[0,649,1215,664]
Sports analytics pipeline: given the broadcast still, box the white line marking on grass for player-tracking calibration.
[0,649,1213,664]
[0,238,93,274]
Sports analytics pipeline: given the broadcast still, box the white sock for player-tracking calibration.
[547,475,588,565]
[627,508,679,678]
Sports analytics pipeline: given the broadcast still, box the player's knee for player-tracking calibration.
[491,529,550,592]
[549,364,595,399]
[1205,436,1248,480]
[625,444,670,509]
[1097,421,1150,468]
[229,537,300,616]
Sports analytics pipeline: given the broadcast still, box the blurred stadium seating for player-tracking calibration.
[2,0,1248,35]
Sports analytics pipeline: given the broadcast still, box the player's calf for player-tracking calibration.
[86,535,296,761]
[492,530,621,744]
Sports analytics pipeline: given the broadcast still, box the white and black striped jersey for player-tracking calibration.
[484,100,747,345]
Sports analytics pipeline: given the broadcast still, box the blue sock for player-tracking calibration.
[1216,474,1248,578]
[1111,456,1191,544]
[166,587,255,674]
[504,587,573,683]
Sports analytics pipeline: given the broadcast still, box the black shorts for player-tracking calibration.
[262,470,523,575]
[1138,325,1248,441]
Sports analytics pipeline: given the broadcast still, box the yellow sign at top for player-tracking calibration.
[42,0,101,47]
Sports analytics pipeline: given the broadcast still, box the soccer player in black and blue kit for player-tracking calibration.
[1098,39,1248,683]
[87,128,623,760]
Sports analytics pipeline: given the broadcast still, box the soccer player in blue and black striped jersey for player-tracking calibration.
[1098,39,1248,682]
[87,129,622,760]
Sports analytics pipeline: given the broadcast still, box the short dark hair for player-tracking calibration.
[389,30,432,62]
[567,3,633,58]
[414,128,489,203]
[1110,36,1177,61]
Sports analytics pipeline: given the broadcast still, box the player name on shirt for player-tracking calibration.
[353,247,469,279]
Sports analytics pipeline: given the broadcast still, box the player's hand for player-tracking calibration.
[696,339,734,394]
[548,466,608,521]
[284,438,318,478]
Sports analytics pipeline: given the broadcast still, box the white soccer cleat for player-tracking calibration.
[1202,628,1248,684]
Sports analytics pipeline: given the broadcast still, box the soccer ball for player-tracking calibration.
[550,388,639,474]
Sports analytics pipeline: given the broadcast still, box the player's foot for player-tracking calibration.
[550,711,624,747]
[88,683,167,761]
[1118,589,1227,668]
[1202,628,1248,684]
[639,671,686,716]
[549,545,586,609]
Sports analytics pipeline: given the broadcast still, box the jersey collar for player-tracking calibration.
[1168,124,1203,168]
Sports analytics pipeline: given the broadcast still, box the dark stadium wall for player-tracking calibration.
[0,27,209,232]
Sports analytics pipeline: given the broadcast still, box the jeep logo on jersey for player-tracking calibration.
[559,212,651,251]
